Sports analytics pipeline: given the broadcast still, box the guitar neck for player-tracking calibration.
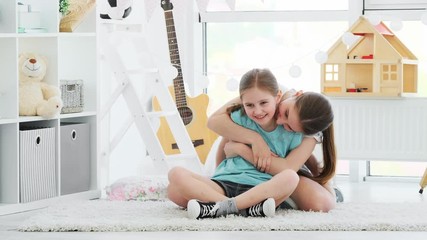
[164,9,187,108]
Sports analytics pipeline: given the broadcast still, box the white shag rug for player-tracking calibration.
[18,200,427,232]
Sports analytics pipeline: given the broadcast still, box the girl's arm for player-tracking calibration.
[222,136,317,175]
[207,97,271,165]
[267,137,317,175]
[223,141,254,162]
[215,137,228,167]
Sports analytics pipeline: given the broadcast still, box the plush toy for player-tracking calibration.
[105,176,168,201]
[19,52,63,118]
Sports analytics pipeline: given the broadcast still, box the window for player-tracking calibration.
[370,161,427,177]
[325,64,339,81]
[206,0,348,11]
[205,21,348,115]
[364,0,427,11]
[202,1,427,178]
[204,20,349,174]
[366,20,427,177]
[382,64,397,81]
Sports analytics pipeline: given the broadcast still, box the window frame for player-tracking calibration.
[197,0,426,182]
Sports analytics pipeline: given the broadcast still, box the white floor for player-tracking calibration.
[0,180,426,240]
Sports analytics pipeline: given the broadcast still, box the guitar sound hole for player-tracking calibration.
[178,107,193,125]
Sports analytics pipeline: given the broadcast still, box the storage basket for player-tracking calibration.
[60,122,90,195]
[60,80,84,114]
[19,126,57,203]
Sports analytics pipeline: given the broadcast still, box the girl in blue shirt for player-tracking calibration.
[209,88,337,213]
[167,68,336,219]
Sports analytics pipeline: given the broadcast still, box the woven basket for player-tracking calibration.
[60,80,84,114]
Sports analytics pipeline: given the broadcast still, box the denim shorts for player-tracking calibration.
[213,179,299,209]
[212,179,254,198]
[212,165,311,193]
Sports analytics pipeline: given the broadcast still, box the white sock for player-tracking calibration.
[216,198,238,217]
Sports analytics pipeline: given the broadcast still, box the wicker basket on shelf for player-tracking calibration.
[60,79,84,114]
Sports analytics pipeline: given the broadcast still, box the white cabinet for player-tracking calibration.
[0,0,99,215]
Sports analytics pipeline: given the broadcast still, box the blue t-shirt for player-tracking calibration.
[211,109,303,186]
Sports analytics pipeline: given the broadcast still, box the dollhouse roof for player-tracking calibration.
[326,16,417,61]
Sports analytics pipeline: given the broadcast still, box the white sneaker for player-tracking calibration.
[246,198,275,217]
[187,199,219,219]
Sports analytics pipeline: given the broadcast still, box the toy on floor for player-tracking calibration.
[19,52,63,118]
[105,176,168,201]
[419,168,427,194]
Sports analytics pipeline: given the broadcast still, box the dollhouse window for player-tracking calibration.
[325,64,339,81]
[382,64,397,81]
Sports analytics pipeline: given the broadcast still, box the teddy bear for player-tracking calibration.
[19,52,63,118]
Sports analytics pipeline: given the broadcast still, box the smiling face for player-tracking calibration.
[276,97,303,133]
[241,87,280,131]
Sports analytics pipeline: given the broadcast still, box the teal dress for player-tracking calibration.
[211,109,303,186]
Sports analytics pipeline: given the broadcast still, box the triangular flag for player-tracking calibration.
[225,0,236,11]
[144,0,158,22]
[171,0,186,19]
[195,0,210,12]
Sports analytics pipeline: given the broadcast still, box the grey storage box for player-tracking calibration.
[60,122,90,195]
[60,80,84,114]
[19,127,57,203]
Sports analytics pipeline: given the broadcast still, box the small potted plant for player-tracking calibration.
[59,0,70,17]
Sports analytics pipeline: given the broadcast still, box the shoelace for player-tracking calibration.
[200,202,220,217]
[248,203,262,217]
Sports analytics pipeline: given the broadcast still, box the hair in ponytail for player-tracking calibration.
[295,92,336,185]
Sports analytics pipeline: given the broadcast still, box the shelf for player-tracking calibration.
[16,33,59,38]
[0,33,18,38]
[0,118,17,124]
[344,59,374,63]
[0,0,99,215]
[324,92,401,98]
[60,111,97,119]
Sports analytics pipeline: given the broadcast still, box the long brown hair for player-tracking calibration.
[294,92,336,185]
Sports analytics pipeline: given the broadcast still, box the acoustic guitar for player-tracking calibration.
[152,0,218,164]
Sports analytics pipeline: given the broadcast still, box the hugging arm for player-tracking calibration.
[207,97,271,165]
[222,140,254,163]
[267,137,317,174]
[224,136,317,175]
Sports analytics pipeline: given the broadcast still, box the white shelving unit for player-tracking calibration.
[0,0,99,215]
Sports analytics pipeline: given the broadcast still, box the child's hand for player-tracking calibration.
[256,152,277,173]
[251,140,271,168]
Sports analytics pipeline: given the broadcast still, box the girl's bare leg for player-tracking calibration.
[234,169,299,209]
[167,166,226,207]
[290,176,336,212]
